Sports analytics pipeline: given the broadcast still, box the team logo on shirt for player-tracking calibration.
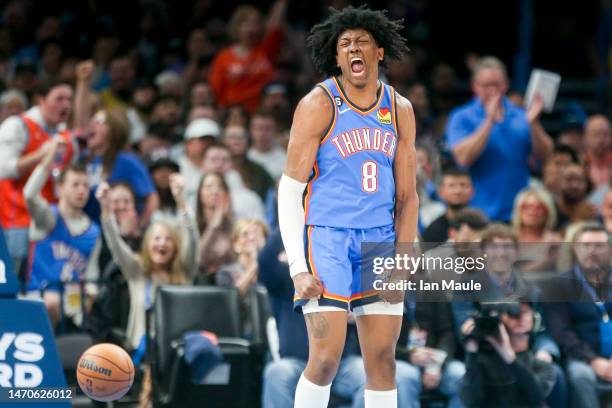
[377,108,392,125]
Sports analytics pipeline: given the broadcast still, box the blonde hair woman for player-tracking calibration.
[511,187,558,242]
[511,188,561,273]
[97,173,197,351]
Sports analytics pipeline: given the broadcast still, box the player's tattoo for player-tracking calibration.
[306,313,330,339]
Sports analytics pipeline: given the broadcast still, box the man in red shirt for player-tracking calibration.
[209,0,287,113]
[0,81,75,280]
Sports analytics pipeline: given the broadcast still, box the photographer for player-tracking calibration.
[460,302,557,408]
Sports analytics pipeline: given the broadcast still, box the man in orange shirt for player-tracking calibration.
[209,0,287,113]
[0,81,76,281]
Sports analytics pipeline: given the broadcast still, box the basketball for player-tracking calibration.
[76,343,135,402]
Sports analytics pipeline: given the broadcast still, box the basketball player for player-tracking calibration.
[278,7,418,408]
[24,138,100,326]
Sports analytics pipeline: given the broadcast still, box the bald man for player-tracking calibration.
[583,115,611,189]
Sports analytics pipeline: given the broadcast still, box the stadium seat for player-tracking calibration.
[55,333,95,407]
[150,285,253,408]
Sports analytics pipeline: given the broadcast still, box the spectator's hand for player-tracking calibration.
[292,272,323,299]
[485,93,502,122]
[422,371,442,390]
[40,137,67,167]
[209,195,231,230]
[76,60,95,84]
[169,173,186,209]
[527,94,544,124]
[486,324,516,364]
[535,350,553,363]
[591,357,612,382]
[410,347,435,367]
[465,339,478,353]
[96,182,112,215]
[461,318,475,336]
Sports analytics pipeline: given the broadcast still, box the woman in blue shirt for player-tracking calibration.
[82,108,158,225]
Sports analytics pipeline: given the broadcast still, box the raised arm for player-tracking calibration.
[278,86,331,299]
[449,94,500,167]
[97,183,142,281]
[24,138,61,235]
[526,95,554,162]
[73,60,99,130]
[170,173,198,279]
[393,94,419,244]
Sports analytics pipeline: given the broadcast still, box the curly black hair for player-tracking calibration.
[306,6,410,77]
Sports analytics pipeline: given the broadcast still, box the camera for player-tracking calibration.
[468,302,521,348]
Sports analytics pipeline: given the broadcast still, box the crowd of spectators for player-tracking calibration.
[0,0,610,407]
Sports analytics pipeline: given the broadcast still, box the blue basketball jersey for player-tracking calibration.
[305,77,398,228]
[28,206,100,291]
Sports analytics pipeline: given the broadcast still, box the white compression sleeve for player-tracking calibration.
[278,173,308,278]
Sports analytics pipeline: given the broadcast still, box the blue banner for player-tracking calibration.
[0,299,70,407]
[0,226,18,297]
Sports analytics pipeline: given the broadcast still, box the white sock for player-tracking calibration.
[294,373,331,408]
[364,389,397,408]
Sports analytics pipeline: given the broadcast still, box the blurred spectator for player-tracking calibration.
[417,144,445,231]
[97,174,197,351]
[224,124,274,201]
[407,83,434,139]
[9,60,39,98]
[445,56,553,222]
[189,81,215,108]
[147,151,181,224]
[216,218,268,297]
[24,142,100,328]
[154,70,183,99]
[195,171,234,282]
[99,55,135,108]
[247,110,286,179]
[181,27,216,87]
[37,37,62,85]
[202,141,266,221]
[421,168,474,244]
[225,103,250,127]
[188,105,219,122]
[209,0,287,112]
[260,81,291,130]
[543,223,612,408]
[0,80,75,279]
[603,190,612,234]
[386,53,418,92]
[541,144,580,197]
[131,79,157,122]
[259,228,421,408]
[178,118,220,206]
[460,301,557,408]
[400,301,465,407]
[97,182,142,276]
[430,62,459,115]
[83,108,159,226]
[149,95,183,143]
[0,88,27,122]
[511,188,559,243]
[555,163,599,229]
[557,119,586,155]
[425,208,489,287]
[582,115,611,189]
[511,188,561,273]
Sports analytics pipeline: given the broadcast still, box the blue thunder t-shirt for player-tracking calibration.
[28,206,100,291]
[305,77,398,229]
[445,97,532,222]
[84,151,156,223]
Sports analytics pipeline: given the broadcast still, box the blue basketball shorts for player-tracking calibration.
[293,224,400,314]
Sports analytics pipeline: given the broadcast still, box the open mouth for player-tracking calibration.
[350,57,365,74]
